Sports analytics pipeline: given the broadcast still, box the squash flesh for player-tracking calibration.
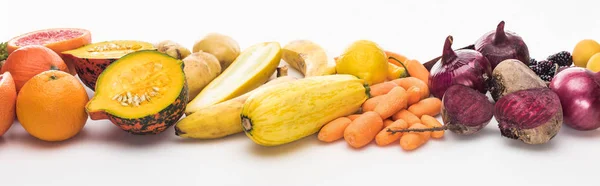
[62,40,155,59]
[87,50,185,119]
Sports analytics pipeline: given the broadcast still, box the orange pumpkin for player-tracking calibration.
[0,45,68,92]
[0,72,17,136]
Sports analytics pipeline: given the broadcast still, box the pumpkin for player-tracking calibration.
[61,40,155,90]
[85,50,188,135]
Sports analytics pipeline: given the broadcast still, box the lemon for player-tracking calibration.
[335,40,388,85]
[573,39,600,67]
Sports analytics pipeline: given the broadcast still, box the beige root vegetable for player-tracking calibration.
[155,40,191,60]
[182,52,222,100]
[192,33,240,71]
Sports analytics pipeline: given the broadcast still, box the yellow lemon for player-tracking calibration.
[586,53,600,72]
[573,39,600,67]
[335,40,388,85]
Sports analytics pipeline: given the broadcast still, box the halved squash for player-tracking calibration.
[85,50,188,135]
[62,40,155,90]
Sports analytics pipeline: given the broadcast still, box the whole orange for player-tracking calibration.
[0,72,17,136]
[16,70,89,141]
[0,45,68,92]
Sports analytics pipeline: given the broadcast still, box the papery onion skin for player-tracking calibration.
[474,21,530,69]
[429,35,492,99]
[549,67,600,131]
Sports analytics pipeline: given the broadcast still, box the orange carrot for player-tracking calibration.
[399,133,427,151]
[374,86,408,119]
[347,114,362,121]
[404,59,430,88]
[362,95,384,112]
[406,86,422,106]
[370,81,398,97]
[408,97,442,118]
[344,111,384,148]
[421,115,444,139]
[318,117,353,143]
[383,119,394,128]
[392,110,421,125]
[392,77,430,99]
[376,119,409,146]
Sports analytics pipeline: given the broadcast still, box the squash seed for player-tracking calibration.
[153,87,160,92]
[140,95,146,102]
[127,91,132,98]
[121,102,129,106]
[112,94,120,100]
[117,95,124,102]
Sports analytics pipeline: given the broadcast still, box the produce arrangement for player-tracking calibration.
[0,21,599,152]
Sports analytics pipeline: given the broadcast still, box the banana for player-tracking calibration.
[241,74,370,146]
[281,40,336,77]
[175,76,297,139]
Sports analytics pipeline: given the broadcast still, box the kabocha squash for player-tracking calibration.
[241,74,370,146]
[62,40,155,90]
[85,50,188,135]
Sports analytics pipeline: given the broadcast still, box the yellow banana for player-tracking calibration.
[241,74,370,146]
[175,76,297,139]
[281,40,336,77]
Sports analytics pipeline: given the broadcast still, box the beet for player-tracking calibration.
[387,84,494,136]
[441,84,494,135]
[494,88,563,145]
[489,59,546,101]
[474,21,530,69]
[429,35,493,98]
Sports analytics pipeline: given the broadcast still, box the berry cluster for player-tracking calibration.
[528,51,573,82]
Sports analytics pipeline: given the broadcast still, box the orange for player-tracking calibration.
[0,72,17,136]
[572,39,600,67]
[16,70,89,141]
[1,45,68,92]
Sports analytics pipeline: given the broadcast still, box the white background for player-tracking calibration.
[2,0,600,185]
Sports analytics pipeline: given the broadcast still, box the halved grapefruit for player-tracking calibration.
[6,28,92,75]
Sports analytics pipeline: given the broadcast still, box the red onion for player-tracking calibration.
[495,88,563,144]
[549,67,600,130]
[474,21,531,69]
[429,35,493,98]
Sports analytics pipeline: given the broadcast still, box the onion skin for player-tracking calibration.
[441,84,494,135]
[474,21,530,69]
[549,67,600,131]
[429,35,493,98]
[494,88,562,145]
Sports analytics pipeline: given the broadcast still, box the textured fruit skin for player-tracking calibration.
[63,55,116,90]
[572,39,600,67]
[490,59,546,101]
[1,45,69,92]
[89,84,188,135]
[0,72,17,136]
[175,76,297,139]
[336,40,388,85]
[241,74,369,146]
[16,70,89,142]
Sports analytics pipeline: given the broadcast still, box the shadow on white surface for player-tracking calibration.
[559,125,600,138]
[503,139,557,152]
[247,135,319,157]
[92,123,174,147]
[452,126,498,141]
[3,123,89,149]
[175,132,248,144]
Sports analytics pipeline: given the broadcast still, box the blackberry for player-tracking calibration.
[537,60,554,72]
[547,51,573,67]
[540,74,553,82]
[529,65,545,75]
[529,58,538,65]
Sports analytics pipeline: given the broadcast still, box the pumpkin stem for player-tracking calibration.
[50,65,60,71]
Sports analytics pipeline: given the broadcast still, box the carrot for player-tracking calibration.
[318,117,353,143]
[408,123,431,141]
[376,119,409,146]
[421,115,444,139]
[406,86,422,106]
[392,110,421,125]
[370,81,398,97]
[392,77,430,99]
[399,133,427,151]
[344,111,384,148]
[374,86,408,119]
[404,59,430,88]
[383,119,394,128]
[362,95,384,112]
[408,97,442,118]
[347,114,362,121]
[385,51,409,67]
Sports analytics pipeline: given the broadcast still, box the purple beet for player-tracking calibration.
[441,84,494,135]
[474,21,530,69]
[387,84,494,136]
[494,88,563,145]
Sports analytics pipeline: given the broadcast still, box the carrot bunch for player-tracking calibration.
[318,70,444,151]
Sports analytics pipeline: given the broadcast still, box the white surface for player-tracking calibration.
[2,0,600,185]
